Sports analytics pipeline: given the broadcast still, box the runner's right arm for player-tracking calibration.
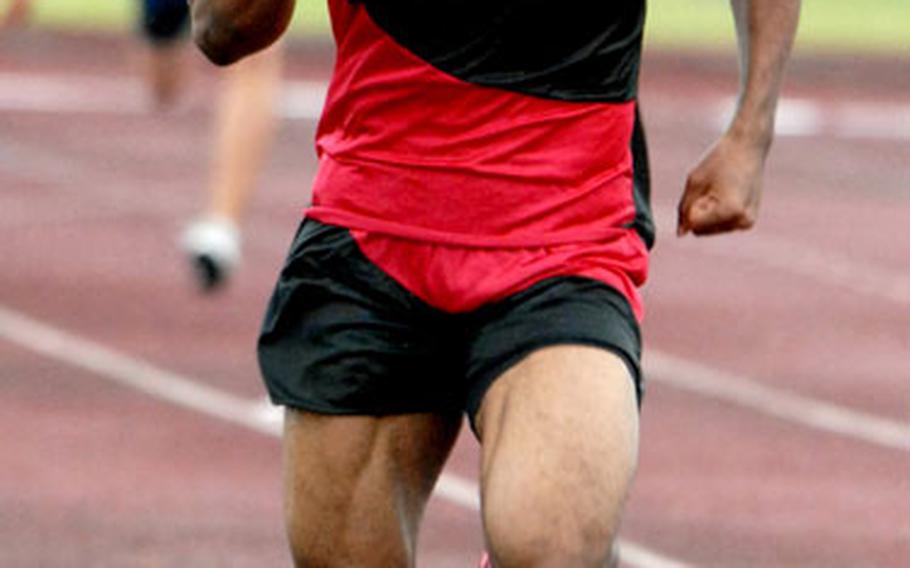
[189,0,295,65]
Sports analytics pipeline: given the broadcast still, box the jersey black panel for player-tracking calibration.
[359,0,645,102]
[628,107,655,249]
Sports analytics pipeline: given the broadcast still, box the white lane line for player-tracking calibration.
[652,208,910,306]
[724,234,910,305]
[619,543,691,568]
[0,73,148,114]
[0,305,277,436]
[771,98,825,137]
[2,71,910,140]
[0,72,324,120]
[712,96,910,140]
[281,80,327,120]
[0,304,686,568]
[646,351,910,452]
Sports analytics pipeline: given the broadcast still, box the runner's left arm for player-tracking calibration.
[188,0,295,65]
[677,0,801,237]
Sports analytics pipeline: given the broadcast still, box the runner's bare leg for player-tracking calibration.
[476,345,639,567]
[283,410,462,567]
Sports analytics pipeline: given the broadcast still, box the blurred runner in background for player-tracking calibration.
[142,0,284,291]
[177,45,283,291]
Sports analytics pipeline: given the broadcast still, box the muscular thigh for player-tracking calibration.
[477,344,639,472]
[477,343,639,483]
[283,409,461,567]
[463,276,643,557]
[476,345,639,565]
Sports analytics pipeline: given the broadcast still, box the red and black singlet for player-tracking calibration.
[305,0,654,317]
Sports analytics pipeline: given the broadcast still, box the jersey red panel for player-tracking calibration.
[304,0,650,319]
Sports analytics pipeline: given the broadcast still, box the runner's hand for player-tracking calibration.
[677,132,768,237]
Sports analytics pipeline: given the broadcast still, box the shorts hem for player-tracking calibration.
[268,396,461,418]
[465,338,642,436]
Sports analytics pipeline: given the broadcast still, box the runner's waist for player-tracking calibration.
[306,150,638,248]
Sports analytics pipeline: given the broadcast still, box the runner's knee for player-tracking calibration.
[484,512,619,568]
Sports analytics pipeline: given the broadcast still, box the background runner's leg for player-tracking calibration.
[283,410,462,567]
[180,43,283,290]
[475,345,639,567]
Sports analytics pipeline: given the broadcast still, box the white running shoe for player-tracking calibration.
[180,216,241,292]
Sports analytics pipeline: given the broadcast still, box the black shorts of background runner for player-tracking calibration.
[257,220,644,432]
[140,0,189,44]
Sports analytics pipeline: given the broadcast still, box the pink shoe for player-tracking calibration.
[478,551,491,568]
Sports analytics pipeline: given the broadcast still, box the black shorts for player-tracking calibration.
[257,220,643,430]
[140,0,189,44]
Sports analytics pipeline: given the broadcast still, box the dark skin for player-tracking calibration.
[677,0,801,237]
[189,0,296,65]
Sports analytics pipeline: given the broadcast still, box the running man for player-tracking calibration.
[140,0,283,289]
[190,0,801,565]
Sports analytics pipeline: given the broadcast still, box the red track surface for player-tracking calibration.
[1,31,908,566]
